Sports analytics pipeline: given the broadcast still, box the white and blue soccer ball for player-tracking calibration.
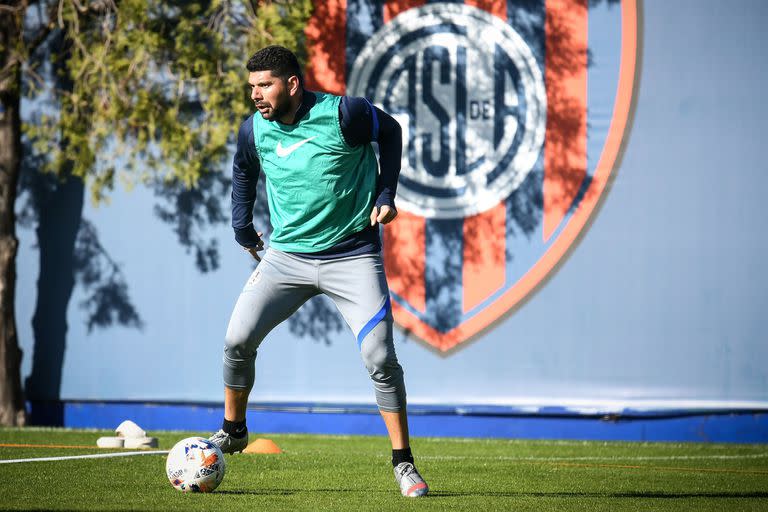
[165,437,226,492]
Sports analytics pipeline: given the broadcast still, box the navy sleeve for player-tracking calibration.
[339,96,402,209]
[231,117,262,248]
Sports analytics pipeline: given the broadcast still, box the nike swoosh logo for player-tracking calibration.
[276,136,317,157]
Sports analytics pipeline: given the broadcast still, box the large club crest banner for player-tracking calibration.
[305,0,638,353]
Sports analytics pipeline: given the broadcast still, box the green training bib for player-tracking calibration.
[253,92,378,252]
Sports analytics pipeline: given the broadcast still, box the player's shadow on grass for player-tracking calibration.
[215,490,298,496]
[429,491,768,499]
[215,488,391,496]
[197,489,768,499]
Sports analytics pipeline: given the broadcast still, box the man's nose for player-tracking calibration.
[251,88,261,101]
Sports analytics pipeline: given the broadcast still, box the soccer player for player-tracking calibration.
[208,46,428,498]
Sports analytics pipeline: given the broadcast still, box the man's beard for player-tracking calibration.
[258,94,291,121]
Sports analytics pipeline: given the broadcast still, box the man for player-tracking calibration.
[207,46,428,498]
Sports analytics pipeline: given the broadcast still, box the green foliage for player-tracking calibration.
[23,0,312,204]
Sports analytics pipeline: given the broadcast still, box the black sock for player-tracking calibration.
[222,418,247,439]
[392,447,414,467]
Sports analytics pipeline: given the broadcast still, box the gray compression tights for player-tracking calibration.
[222,248,406,412]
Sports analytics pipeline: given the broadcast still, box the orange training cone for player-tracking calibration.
[243,438,282,454]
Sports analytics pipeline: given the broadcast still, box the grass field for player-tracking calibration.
[1,428,767,511]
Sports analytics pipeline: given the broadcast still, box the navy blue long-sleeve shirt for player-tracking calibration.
[231,93,401,259]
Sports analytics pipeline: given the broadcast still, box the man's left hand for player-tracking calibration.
[370,204,398,226]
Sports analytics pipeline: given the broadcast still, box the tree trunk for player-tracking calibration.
[0,2,27,427]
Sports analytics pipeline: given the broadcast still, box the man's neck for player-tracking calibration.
[278,88,305,125]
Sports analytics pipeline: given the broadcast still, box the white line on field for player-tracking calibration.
[296,449,768,462]
[0,450,170,464]
[417,453,768,462]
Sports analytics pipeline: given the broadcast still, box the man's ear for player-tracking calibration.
[287,75,301,96]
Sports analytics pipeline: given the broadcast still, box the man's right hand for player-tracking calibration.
[243,232,264,261]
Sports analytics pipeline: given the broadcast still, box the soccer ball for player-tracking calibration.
[165,437,226,492]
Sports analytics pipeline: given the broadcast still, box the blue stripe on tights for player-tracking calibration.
[357,295,390,349]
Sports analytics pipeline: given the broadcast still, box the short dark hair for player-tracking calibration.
[246,45,303,85]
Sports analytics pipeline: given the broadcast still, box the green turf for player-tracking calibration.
[1,428,767,511]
